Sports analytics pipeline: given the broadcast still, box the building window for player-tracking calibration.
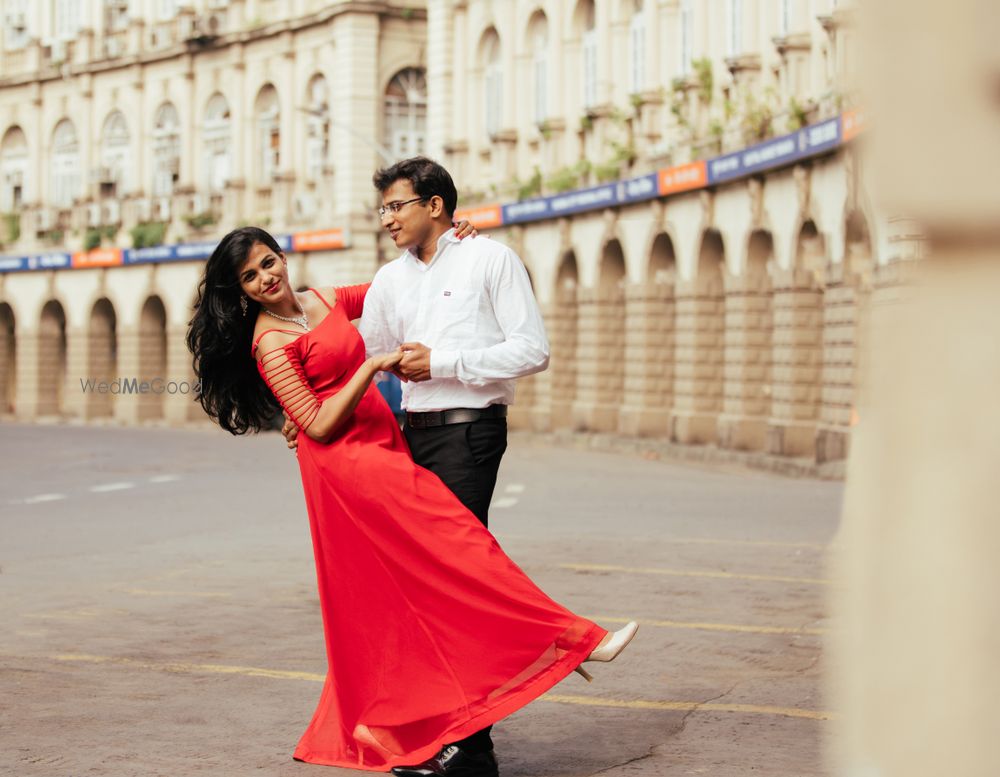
[203,93,231,194]
[305,75,330,181]
[528,13,549,125]
[152,103,180,198]
[4,0,29,50]
[482,30,503,138]
[728,0,743,57]
[680,0,693,74]
[581,3,598,109]
[158,0,177,20]
[779,0,791,35]
[104,0,129,32]
[50,119,80,208]
[255,85,280,182]
[1,127,29,212]
[54,0,80,40]
[629,3,646,95]
[99,111,130,198]
[384,68,426,161]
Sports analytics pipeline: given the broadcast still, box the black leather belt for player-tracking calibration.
[406,405,507,429]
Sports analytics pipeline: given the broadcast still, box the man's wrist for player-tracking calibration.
[429,348,459,379]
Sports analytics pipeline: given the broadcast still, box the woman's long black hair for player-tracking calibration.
[187,226,281,434]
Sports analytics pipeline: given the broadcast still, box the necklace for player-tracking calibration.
[263,294,310,331]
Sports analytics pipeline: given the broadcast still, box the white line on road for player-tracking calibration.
[21,493,67,504]
[89,482,135,493]
[504,483,526,494]
[149,474,181,484]
[492,497,519,509]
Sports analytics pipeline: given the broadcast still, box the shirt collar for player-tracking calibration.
[404,227,459,268]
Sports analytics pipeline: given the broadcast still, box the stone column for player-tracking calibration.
[548,288,578,429]
[62,326,88,419]
[114,328,142,425]
[718,271,771,450]
[84,323,116,420]
[571,285,624,432]
[164,323,198,425]
[619,281,674,437]
[14,331,40,419]
[766,267,822,457]
[670,279,723,444]
[816,260,866,463]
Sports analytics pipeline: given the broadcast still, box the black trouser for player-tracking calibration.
[404,417,508,755]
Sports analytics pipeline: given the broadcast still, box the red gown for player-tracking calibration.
[252,285,606,772]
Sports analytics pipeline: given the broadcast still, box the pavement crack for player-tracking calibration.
[586,684,740,775]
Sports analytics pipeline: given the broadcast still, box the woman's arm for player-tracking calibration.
[303,350,401,443]
[256,331,401,445]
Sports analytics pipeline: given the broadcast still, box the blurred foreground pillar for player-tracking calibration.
[828,1,1000,776]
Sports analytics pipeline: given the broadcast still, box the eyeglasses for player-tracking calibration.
[378,197,427,219]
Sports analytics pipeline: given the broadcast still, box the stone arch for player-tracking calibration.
[672,229,725,443]
[767,219,825,457]
[138,295,167,421]
[0,302,15,414]
[720,229,774,450]
[38,300,67,416]
[578,238,627,431]
[549,250,579,428]
[620,232,676,436]
[816,209,874,463]
[87,298,117,419]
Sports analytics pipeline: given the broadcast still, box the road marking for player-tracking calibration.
[655,537,827,551]
[114,588,231,598]
[50,653,833,721]
[560,563,831,586]
[504,483,526,494]
[21,493,67,504]
[492,497,519,509]
[541,694,834,721]
[585,615,827,636]
[54,653,325,682]
[149,474,181,484]
[89,482,135,493]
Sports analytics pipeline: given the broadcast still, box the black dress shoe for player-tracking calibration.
[391,744,499,777]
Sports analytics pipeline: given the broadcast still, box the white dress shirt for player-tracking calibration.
[359,228,550,412]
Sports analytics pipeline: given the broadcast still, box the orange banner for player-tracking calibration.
[841,109,865,142]
[71,248,123,268]
[454,204,503,229]
[658,161,707,196]
[292,229,346,252]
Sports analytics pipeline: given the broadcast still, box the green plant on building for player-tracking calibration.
[546,159,592,193]
[578,113,594,133]
[741,94,775,142]
[692,57,713,104]
[787,97,809,131]
[130,221,168,249]
[184,211,217,231]
[2,212,20,245]
[516,168,543,200]
[42,229,64,245]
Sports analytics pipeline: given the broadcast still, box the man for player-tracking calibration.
[285,156,549,777]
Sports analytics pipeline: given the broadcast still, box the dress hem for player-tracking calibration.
[291,621,606,772]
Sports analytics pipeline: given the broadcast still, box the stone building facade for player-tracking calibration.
[0,0,429,425]
[0,0,922,470]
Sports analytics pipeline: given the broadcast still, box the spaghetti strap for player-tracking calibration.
[251,327,303,357]
[309,287,334,311]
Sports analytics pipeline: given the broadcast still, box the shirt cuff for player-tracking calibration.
[429,348,460,379]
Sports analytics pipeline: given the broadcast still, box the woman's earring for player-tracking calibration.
[240,295,248,316]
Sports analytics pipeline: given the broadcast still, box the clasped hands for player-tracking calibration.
[367,341,431,383]
[281,341,431,450]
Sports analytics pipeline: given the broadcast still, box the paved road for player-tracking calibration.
[0,423,842,777]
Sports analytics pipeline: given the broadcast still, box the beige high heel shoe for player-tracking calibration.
[574,621,639,682]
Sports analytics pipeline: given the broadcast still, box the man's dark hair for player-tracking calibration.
[373,156,458,218]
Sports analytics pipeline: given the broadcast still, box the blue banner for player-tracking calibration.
[708,117,842,185]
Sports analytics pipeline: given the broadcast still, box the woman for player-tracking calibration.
[187,226,637,772]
